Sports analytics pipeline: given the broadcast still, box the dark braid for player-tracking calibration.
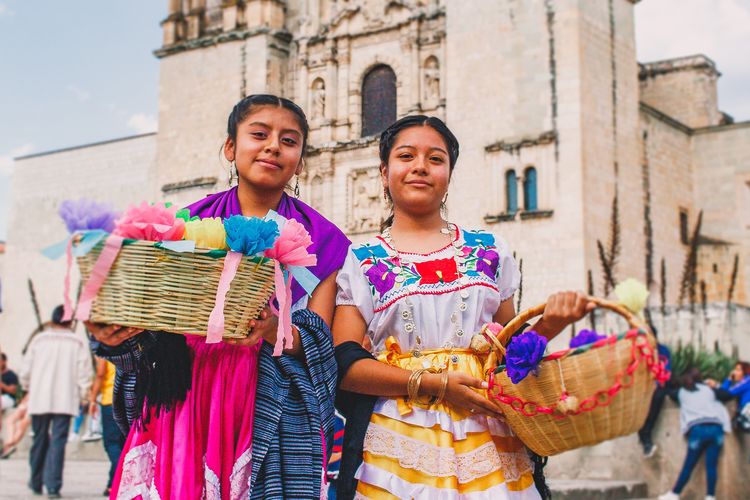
[133,332,194,430]
[530,452,552,499]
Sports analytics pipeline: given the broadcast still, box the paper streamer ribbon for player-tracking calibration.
[270,263,294,355]
[264,218,318,356]
[206,251,243,343]
[41,230,110,322]
[61,237,75,321]
[158,240,196,253]
[74,234,125,322]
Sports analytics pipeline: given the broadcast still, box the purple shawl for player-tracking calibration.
[185,187,350,303]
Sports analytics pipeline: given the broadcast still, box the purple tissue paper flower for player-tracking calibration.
[59,199,119,233]
[569,329,607,349]
[506,331,548,384]
[365,261,397,295]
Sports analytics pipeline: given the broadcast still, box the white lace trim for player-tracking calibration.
[116,441,254,500]
[230,448,253,500]
[117,441,159,500]
[203,458,221,500]
[374,398,515,440]
[355,462,541,500]
[363,422,533,484]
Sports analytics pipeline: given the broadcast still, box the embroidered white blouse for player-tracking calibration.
[336,226,520,353]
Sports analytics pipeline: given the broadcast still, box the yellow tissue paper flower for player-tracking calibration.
[614,278,649,318]
[184,217,227,250]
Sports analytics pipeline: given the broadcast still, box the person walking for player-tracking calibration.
[20,305,93,498]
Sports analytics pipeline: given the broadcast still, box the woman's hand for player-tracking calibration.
[534,291,595,340]
[422,372,503,418]
[84,322,143,347]
[225,307,278,347]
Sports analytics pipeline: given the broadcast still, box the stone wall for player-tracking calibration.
[0,134,156,363]
[640,55,724,129]
[692,122,750,305]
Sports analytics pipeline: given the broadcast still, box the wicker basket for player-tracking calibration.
[484,297,663,457]
[76,239,276,338]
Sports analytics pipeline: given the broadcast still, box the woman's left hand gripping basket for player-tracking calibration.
[43,199,319,356]
[481,297,670,457]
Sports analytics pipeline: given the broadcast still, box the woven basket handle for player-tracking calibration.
[485,296,642,370]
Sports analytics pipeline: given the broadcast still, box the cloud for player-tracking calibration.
[66,84,90,102]
[635,0,750,119]
[127,113,158,134]
[0,3,15,17]
[0,144,35,177]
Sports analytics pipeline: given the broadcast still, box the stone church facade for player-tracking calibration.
[2,0,749,361]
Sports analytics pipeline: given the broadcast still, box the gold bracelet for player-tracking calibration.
[407,369,427,402]
[434,370,449,406]
[408,367,440,405]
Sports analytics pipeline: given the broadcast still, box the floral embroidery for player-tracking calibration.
[474,247,499,280]
[463,230,495,247]
[352,229,501,305]
[413,258,458,285]
[364,260,398,295]
[353,243,389,261]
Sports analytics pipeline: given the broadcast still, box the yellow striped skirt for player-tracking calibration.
[354,348,540,499]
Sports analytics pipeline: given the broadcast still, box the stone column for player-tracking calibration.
[406,22,421,113]
[323,40,338,142]
[222,0,242,31]
[186,0,206,40]
[162,0,185,46]
[298,40,310,113]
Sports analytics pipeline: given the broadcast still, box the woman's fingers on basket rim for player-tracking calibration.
[464,391,504,417]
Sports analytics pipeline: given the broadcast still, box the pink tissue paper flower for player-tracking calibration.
[113,202,186,242]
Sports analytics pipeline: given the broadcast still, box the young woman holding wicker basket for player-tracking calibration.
[332,115,594,500]
[86,95,350,499]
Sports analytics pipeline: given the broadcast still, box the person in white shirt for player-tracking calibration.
[658,368,731,500]
[19,305,93,498]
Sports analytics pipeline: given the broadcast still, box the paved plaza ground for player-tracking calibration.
[0,459,110,500]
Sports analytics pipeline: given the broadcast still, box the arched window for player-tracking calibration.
[361,65,397,137]
[505,170,518,214]
[523,167,538,211]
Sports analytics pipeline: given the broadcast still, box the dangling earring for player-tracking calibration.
[293,176,300,198]
[383,186,389,203]
[229,160,238,186]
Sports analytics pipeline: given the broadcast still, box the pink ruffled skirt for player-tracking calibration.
[111,336,260,500]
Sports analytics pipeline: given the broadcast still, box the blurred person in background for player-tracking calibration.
[20,305,93,498]
[1,352,20,411]
[658,368,731,500]
[88,356,125,496]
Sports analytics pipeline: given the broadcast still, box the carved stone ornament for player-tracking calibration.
[311,78,326,121]
[346,167,386,233]
[424,56,440,103]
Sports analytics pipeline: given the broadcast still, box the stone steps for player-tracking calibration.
[548,479,649,500]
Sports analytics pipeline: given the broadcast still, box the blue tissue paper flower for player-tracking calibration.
[569,329,606,349]
[506,331,548,384]
[224,216,279,256]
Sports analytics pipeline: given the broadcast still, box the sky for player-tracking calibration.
[1,0,748,240]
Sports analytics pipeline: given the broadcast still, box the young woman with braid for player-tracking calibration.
[86,94,349,499]
[332,116,593,499]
